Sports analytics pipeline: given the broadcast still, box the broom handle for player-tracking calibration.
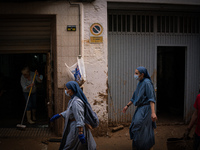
[28,71,37,97]
[20,71,37,125]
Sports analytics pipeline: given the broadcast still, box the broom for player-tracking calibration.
[16,71,37,129]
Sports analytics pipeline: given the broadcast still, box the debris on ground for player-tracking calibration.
[112,125,124,132]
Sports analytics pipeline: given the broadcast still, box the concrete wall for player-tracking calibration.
[82,0,108,135]
[57,3,80,88]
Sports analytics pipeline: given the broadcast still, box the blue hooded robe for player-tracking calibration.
[129,67,156,150]
[59,81,96,150]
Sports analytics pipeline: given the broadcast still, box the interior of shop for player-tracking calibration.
[0,53,48,127]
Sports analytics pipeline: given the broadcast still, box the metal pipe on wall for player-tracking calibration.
[69,0,81,59]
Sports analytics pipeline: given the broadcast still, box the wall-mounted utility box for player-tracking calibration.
[67,25,76,31]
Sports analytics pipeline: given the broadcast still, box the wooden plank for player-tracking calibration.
[46,52,53,119]
[112,125,124,132]
[62,84,66,132]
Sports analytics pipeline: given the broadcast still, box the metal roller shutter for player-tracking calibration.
[108,9,200,124]
[0,15,52,53]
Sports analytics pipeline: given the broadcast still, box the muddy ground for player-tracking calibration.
[0,124,195,150]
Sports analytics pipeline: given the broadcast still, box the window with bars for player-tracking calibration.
[157,16,200,33]
[108,14,154,33]
[108,13,200,34]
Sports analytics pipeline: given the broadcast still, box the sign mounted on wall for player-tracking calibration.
[67,25,76,31]
[90,23,103,36]
[90,23,103,43]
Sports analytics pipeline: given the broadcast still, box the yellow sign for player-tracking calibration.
[67,28,76,31]
[90,36,103,43]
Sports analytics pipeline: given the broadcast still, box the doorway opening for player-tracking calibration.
[157,46,185,123]
[0,53,48,127]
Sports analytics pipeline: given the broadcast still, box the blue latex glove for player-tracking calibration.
[78,134,86,144]
[50,114,61,122]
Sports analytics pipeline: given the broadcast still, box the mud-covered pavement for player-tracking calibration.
[0,124,195,150]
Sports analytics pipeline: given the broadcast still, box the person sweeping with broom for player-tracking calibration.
[20,66,43,124]
[123,66,157,150]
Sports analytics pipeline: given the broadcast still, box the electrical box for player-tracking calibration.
[67,25,76,31]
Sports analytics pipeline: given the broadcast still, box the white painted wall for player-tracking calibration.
[82,1,108,123]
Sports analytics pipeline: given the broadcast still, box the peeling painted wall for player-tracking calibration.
[82,0,108,127]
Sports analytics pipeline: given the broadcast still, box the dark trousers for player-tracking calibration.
[23,92,36,111]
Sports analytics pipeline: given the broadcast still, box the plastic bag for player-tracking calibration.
[65,57,86,86]
[77,57,86,82]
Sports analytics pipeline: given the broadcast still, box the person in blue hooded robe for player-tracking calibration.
[50,81,96,150]
[123,66,157,150]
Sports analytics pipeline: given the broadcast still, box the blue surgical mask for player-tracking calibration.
[134,74,139,80]
[65,90,70,97]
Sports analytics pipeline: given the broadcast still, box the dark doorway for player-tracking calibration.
[157,46,185,123]
[0,53,48,127]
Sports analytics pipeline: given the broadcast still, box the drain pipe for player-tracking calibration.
[69,0,82,59]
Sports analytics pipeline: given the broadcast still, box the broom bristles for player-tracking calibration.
[16,124,26,129]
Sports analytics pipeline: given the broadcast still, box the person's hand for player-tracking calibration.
[30,83,34,87]
[50,114,61,122]
[151,112,157,122]
[78,134,86,144]
[27,83,34,89]
[39,75,43,80]
[122,106,128,113]
[35,70,39,76]
[183,128,190,139]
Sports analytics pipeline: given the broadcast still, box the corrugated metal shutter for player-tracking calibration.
[108,12,157,124]
[108,11,200,123]
[0,15,51,53]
